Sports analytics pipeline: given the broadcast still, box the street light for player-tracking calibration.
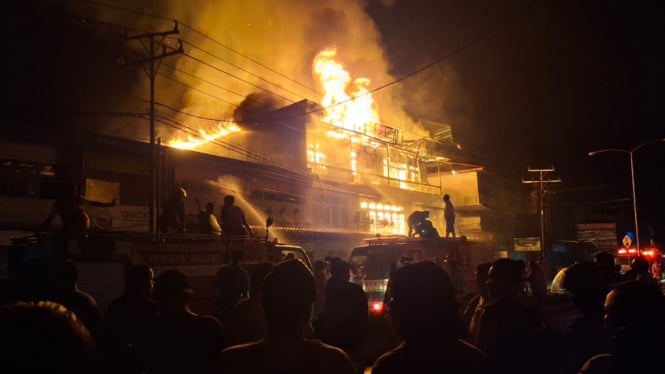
[588,138,665,253]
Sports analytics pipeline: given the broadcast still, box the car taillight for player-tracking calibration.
[370,302,383,314]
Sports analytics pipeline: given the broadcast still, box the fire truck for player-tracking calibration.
[614,246,661,274]
[348,235,494,315]
[6,220,312,315]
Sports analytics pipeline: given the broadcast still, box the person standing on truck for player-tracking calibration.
[158,185,187,233]
[40,182,115,257]
[198,202,221,235]
[443,194,456,238]
[220,195,253,237]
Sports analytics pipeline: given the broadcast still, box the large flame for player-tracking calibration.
[314,48,379,133]
[168,122,241,150]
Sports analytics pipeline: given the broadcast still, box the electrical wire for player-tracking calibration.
[155,72,238,108]
[71,0,319,94]
[182,52,296,104]
[181,40,312,102]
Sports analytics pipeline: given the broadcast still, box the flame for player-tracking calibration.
[168,122,241,150]
[314,48,379,133]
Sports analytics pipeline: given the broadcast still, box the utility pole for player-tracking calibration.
[522,167,561,259]
[125,22,183,234]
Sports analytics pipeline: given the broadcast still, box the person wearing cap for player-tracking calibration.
[142,269,223,373]
[218,259,356,374]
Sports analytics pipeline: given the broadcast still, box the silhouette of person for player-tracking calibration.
[101,264,158,373]
[442,257,465,298]
[475,258,551,374]
[48,259,101,341]
[144,269,224,374]
[214,250,251,323]
[313,259,329,320]
[593,251,623,288]
[624,256,656,285]
[0,300,97,373]
[41,182,115,257]
[218,259,356,374]
[371,261,488,374]
[220,195,253,236]
[225,262,274,347]
[443,194,456,238]
[158,185,187,233]
[314,257,368,370]
[559,262,610,374]
[198,202,222,235]
[526,259,548,313]
[464,262,492,337]
[579,281,665,373]
[407,210,429,237]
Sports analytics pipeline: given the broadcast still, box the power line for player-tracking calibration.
[182,52,296,103]
[181,40,311,102]
[72,0,318,94]
[153,101,231,122]
[161,61,247,100]
[156,71,237,108]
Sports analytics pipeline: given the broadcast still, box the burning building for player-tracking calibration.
[2,31,508,257]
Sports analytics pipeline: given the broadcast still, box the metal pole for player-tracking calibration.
[629,152,640,254]
[149,35,156,234]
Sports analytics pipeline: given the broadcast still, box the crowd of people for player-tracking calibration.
[1,249,664,373]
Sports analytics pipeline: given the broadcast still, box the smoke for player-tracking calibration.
[71,0,429,141]
[233,92,282,129]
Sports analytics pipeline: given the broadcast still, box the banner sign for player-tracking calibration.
[514,237,542,252]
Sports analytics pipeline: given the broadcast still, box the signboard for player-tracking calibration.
[576,223,617,250]
[622,235,632,249]
[514,237,542,252]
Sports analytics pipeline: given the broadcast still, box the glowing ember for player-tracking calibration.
[314,48,379,133]
[168,122,241,150]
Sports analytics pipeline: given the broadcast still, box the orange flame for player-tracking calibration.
[168,122,241,150]
[314,48,379,133]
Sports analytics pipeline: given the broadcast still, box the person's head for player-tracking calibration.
[630,256,649,274]
[126,264,154,297]
[562,262,609,315]
[475,262,492,297]
[261,259,316,336]
[153,269,194,313]
[388,261,461,342]
[0,301,96,372]
[329,257,350,281]
[487,258,523,299]
[594,251,615,269]
[223,195,235,206]
[205,202,215,214]
[603,281,665,359]
[443,194,450,202]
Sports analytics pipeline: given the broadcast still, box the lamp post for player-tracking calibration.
[588,138,665,253]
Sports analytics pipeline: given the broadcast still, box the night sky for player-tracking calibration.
[368,0,665,237]
[6,0,665,239]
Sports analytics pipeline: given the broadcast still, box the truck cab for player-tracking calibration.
[348,235,473,315]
